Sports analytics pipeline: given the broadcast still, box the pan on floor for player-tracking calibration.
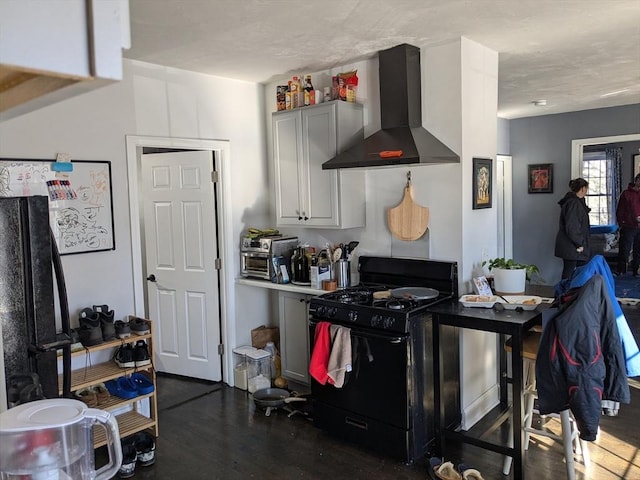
[252,388,306,416]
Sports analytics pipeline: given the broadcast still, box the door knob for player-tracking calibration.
[146,274,157,282]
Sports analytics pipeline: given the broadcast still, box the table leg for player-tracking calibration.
[511,329,525,479]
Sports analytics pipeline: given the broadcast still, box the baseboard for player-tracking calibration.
[461,384,500,430]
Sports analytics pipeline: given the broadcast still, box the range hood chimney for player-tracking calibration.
[322,43,459,170]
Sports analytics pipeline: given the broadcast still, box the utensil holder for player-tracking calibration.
[334,260,350,288]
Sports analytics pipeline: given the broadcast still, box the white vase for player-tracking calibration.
[493,268,526,295]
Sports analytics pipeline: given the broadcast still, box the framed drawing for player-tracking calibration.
[472,157,492,209]
[528,163,553,193]
[634,154,640,177]
[0,159,115,255]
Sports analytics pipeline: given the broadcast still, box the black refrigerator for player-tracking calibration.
[0,195,71,405]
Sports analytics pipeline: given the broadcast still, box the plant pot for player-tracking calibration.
[493,268,526,295]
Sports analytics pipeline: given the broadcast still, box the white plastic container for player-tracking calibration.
[233,345,256,391]
[246,349,271,393]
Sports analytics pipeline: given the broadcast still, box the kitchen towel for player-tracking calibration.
[309,322,332,384]
[327,325,352,388]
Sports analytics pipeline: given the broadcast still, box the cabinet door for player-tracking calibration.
[301,104,340,227]
[273,110,304,225]
[278,292,310,384]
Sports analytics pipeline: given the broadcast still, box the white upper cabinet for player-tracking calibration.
[0,0,130,120]
[272,101,365,228]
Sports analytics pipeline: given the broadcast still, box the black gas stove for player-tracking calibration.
[309,256,461,464]
[309,256,458,333]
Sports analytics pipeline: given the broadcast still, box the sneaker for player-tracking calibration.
[75,388,98,408]
[94,305,116,341]
[129,317,150,335]
[134,432,156,467]
[133,340,151,367]
[114,344,135,368]
[115,320,131,339]
[77,323,103,347]
[118,439,137,478]
[130,372,155,395]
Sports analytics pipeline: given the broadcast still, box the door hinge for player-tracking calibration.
[214,258,222,269]
[218,344,224,355]
[211,171,219,183]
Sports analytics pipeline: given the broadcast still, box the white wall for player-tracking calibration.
[0,59,269,385]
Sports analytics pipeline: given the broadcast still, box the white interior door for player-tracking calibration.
[496,155,513,259]
[141,150,221,381]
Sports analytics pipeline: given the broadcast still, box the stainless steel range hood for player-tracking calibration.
[322,43,459,170]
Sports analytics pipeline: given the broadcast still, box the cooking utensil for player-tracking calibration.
[387,171,429,241]
[390,287,439,300]
[332,247,343,262]
[252,388,306,416]
[498,295,511,304]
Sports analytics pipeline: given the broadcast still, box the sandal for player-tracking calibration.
[429,457,462,480]
[458,463,486,480]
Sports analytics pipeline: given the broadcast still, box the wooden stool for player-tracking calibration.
[503,330,590,479]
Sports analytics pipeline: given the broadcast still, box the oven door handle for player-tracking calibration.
[309,320,407,343]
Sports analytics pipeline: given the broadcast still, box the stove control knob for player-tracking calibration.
[316,306,326,317]
[383,317,395,329]
[348,310,358,322]
[371,314,382,327]
[327,307,337,318]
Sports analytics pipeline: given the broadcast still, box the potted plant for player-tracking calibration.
[482,257,541,295]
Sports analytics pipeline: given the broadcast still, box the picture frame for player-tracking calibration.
[528,163,553,193]
[0,159,115,255]
[472,157,492,209]
[473,276,493,296]
[634,153,640,178]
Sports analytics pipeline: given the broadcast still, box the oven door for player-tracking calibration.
[309,320,410,429]
[240,252,271,280]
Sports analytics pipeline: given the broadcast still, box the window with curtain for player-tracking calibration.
[581,147,622,226]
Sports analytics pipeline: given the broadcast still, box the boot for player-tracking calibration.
[617,261,627,275]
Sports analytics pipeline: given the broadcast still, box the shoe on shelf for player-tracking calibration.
[94,305,116,341]
[133,340,151,367]
[118,438,137,479]
[79,308,100,327]
[129,317,150,335]
[94,383,111,405]
[105,377,138,400]
[115,320,131,339]
[77,323,103,347]
[130,372,155,395]
[134,431,157,467]
[75,388,98,408]
[114,344,135,368]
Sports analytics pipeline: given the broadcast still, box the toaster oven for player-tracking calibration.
[240,235,298,280]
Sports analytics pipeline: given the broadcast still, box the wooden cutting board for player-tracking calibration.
[387,183,429,241]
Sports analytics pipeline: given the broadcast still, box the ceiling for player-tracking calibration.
[126,0,640,119]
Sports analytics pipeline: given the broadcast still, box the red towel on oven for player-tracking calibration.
[309,321,332,384]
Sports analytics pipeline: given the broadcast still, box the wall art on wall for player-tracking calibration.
[528,163,553,193]
[0,159,115,255]
[472,157,492,209]
[634,154,640,177]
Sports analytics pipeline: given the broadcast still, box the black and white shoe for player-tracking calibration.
[114,344,135,368]
[133,340,151,367]
[115,320,131,339]
[129,317,150,335]
[134,431,156,467]
[118,438,137,478]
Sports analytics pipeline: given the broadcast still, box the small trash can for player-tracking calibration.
[233,345,256,391]
[246,349,272,393]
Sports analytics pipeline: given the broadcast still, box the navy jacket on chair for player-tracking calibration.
[536,274,630,441]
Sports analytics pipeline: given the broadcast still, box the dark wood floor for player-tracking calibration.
[110,303,640,480]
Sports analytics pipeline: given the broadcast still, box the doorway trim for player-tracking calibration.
[125,135,235,382]
[571,133,640,177]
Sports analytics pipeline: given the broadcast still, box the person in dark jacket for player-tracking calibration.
[554,178,591,279]
[615,173,640,276]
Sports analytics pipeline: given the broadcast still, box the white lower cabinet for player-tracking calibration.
[278,291,310,385]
